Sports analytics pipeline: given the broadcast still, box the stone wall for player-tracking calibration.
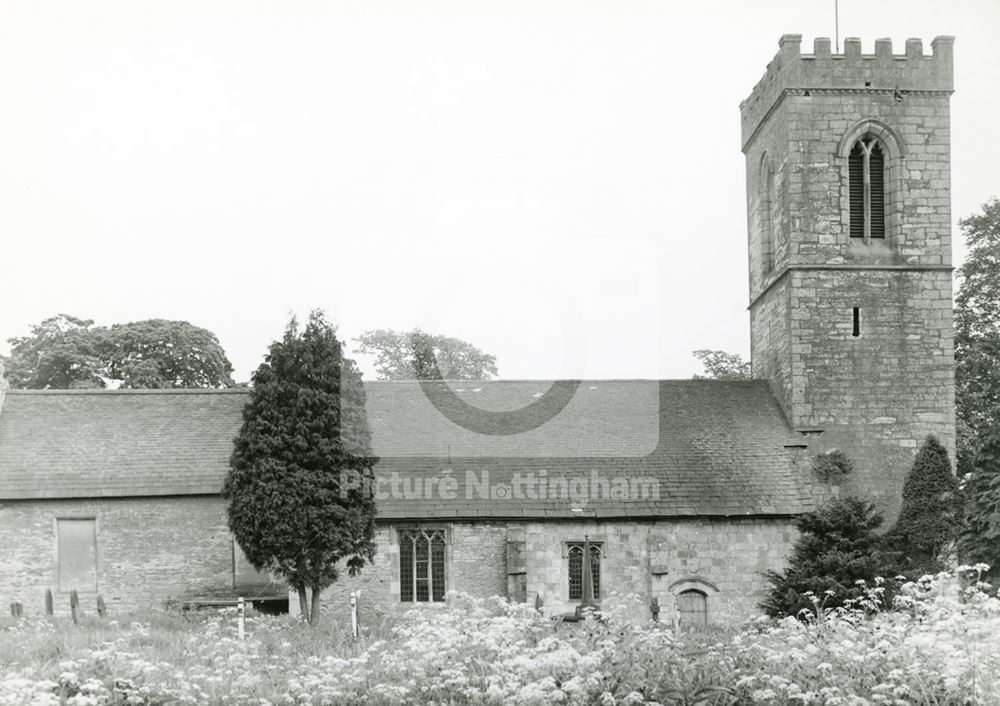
[0,497,797,627]
[742,35,955,524]
[520,518,795,624]
[0,496,236,616]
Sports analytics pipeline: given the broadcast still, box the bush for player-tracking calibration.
[887,435,961,577]
[811,449,852,484]
[3,575,1000,705]
[762,495,900,618]
[960,428,1000,584]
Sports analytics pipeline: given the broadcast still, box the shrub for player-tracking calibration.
[960,428,1000,584]
[811,448,852,484]
[887,435,961,577]
[762,495,900,618]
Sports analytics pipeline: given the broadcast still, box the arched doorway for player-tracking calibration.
[675,589,708,631]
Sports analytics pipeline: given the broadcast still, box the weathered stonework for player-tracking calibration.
[0,497,235,616]
[0,498,794,626]
[520,519,795,623]
[743,35,956,522]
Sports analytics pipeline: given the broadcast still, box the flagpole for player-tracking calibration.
[835,0,840,53]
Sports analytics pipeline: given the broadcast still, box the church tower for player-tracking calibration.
[740,35,955,521]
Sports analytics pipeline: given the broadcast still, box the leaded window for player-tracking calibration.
[567,542,601,600]
[849,136,885,240]
[398,528,446,602]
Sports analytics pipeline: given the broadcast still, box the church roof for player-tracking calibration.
[0,381,814,517]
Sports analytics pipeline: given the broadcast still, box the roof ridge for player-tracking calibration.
[3,388,251,395]
[1,378,771,397]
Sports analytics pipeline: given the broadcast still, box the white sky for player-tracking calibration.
[1,0,998,383]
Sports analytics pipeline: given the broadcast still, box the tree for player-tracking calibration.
[223,311,377,625]
[105,319,235,388]
[886,436,961,577]
[691,349,752,380]
[958,427,1000,585]
[2,314,105,389]
[2,315,235,389]
[955,197,1000,476]
[762,495,900,618]
[354,328,498,380]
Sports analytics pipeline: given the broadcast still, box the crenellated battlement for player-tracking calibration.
[740,34,954,150]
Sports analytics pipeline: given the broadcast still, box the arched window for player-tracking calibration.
[676,589,708,631]
[398,528,447,602]
[848,135,886,240]
[567,542,601,600]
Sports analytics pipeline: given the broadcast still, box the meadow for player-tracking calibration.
[1,570,997,706]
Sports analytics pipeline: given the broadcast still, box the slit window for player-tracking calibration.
[849,136,886,240]
[398,529,446,602]
[567,542,602,600]
[852,307,861,337]
[761,163,775,274]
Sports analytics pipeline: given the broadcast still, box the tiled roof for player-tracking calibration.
[0,381,814,517]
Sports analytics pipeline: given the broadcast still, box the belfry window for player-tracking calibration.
[398,528,447,602]
[849,136,885,239]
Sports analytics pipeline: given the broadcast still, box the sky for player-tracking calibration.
[1,0,998,383]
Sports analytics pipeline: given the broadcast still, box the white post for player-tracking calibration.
[237,596,245,641]
[350,591,359,639]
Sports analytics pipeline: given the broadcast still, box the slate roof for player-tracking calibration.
[0,381,814,517]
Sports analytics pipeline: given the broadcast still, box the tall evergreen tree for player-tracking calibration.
[223,311,377,625]
[887,436,961,577]
[959,428,1000,585]
[762,495,899,618]
[954,197,1000,476]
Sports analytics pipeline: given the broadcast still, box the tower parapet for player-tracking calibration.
[740,35,954,151]
[741,34,955,523]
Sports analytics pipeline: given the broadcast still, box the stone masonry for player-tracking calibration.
[0,496,794,625]
[742,35,956,522]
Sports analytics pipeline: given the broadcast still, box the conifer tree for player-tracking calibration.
[959,428,1000,584]
[223,311,377,625]
[762,495,899,618]
[887,436,961,577]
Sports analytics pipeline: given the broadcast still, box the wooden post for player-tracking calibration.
[45,589,53,616]
[350,592,360,638]
[534,593,543,613]
[9,602,22,618]
[70,590,79,625]
[237,597,245,641]
[96,595,107,618]
[650,596,660,622]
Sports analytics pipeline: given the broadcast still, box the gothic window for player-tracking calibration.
[398,528,446,602]
[849,135,886,239]
[676,589,708,630]
[567,542,602,600]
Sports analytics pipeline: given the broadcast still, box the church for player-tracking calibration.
[0,34,956,627]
